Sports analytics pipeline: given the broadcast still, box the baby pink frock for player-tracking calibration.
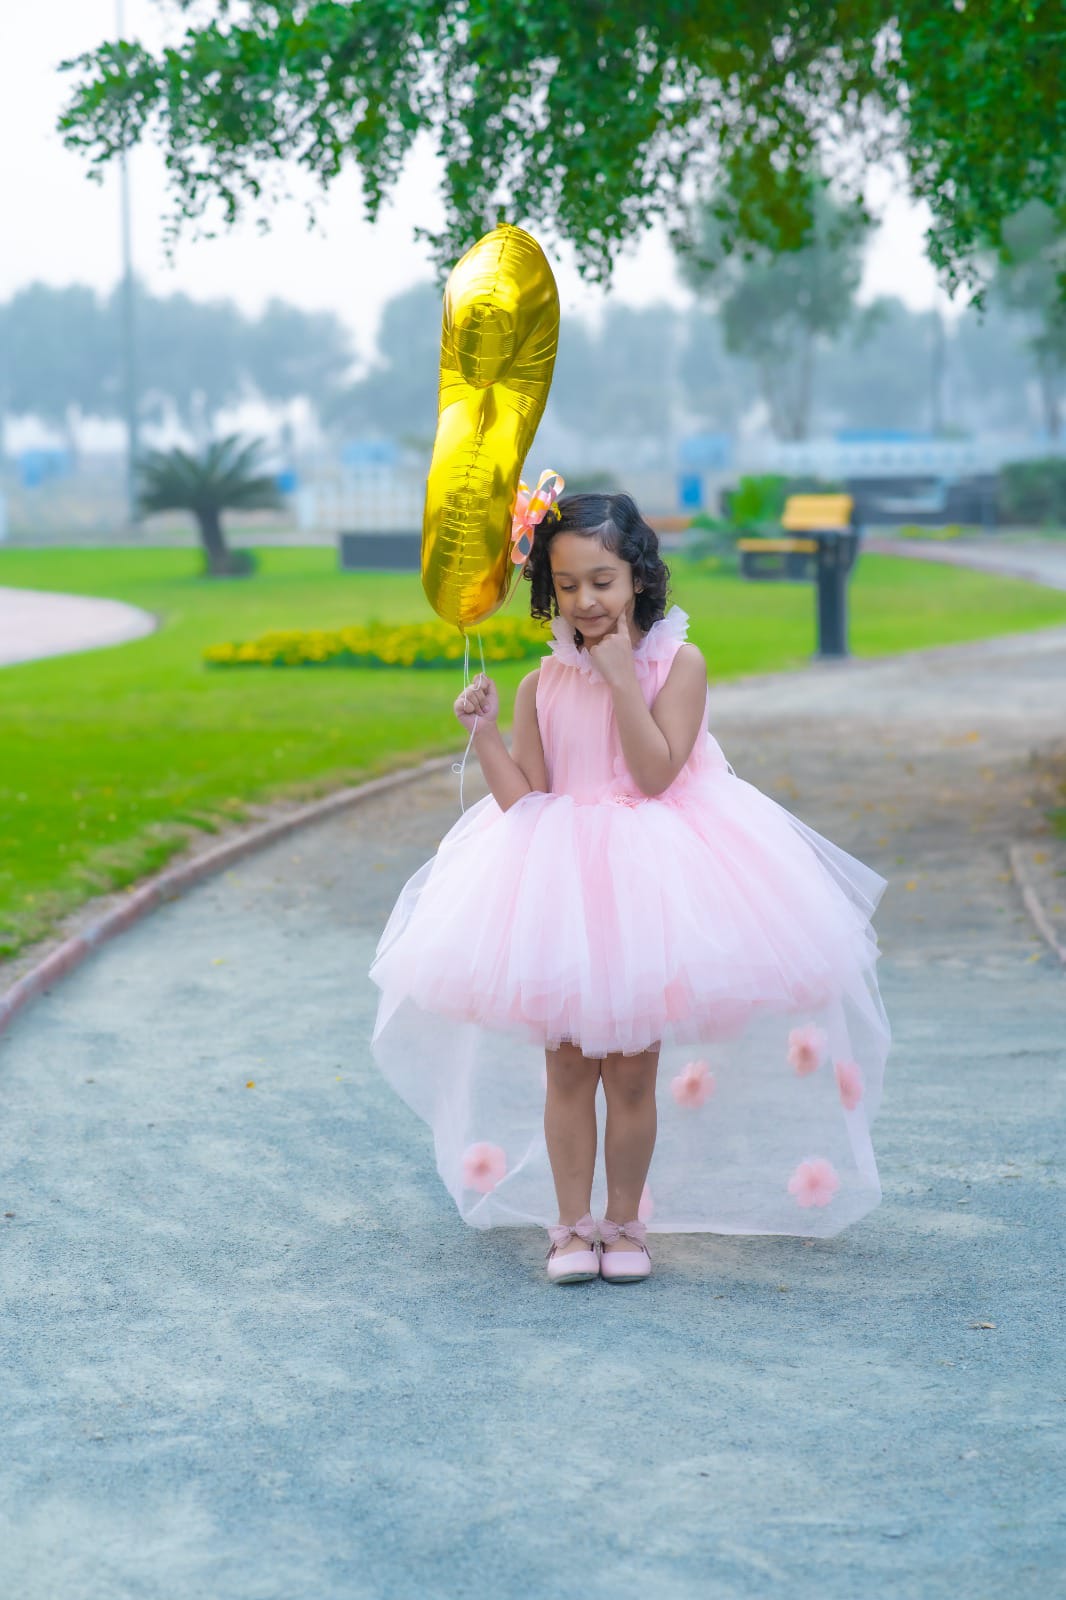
[368,604,891,1237]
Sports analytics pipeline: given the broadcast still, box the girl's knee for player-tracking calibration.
[601,1050,659,1105]
[545,1041,603,1095]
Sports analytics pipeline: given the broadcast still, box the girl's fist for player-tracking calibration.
[454,672,499,731]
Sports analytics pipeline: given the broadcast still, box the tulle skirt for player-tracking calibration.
[368,767,891,1236]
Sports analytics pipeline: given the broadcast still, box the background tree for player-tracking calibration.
[949,303,1037,436]
[324,283,441,449]
[58,4,1066,306]
[128,286,249,444]
[136,434,283,576]
[679,182,872,440]
[677,313,760,434]
[546,304,681,462]
[986,201,1066,439]
[0,281,361,445]
[1,283,115,458]
[243,298,356,417]
[814,299,937,434]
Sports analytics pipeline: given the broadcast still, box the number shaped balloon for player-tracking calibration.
[421,224,560,632]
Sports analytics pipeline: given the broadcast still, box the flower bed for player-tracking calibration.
[204,616,553,669]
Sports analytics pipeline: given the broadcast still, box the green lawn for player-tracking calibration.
[3,544,1066,962]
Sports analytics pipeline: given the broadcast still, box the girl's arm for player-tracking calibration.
[471,670,545,811]
[611,645,709,797]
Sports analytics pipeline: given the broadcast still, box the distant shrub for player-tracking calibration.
[719,473,789,530]
[898,524,964,540]
[560,470,620,493]
[999,458,1066,526]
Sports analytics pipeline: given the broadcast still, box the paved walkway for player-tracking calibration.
[1,544,1064,1598]
[0,585,156,665]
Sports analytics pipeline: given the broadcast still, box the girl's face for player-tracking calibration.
[548,532,641,644]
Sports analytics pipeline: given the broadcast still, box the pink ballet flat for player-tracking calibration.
[597,1217,652,1283]
[545,1212,600,1284]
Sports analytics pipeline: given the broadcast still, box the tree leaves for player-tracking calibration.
[57,4,1066,298]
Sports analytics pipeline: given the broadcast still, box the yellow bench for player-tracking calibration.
[735,536,818,554]
[780,493,854,532]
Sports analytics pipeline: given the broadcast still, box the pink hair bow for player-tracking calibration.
[510,468,565,566]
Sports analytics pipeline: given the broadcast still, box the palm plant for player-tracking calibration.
[136,434,284,575]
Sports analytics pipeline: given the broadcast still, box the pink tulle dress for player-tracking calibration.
[368,604,891,1237]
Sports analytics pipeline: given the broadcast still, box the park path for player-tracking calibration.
[0,584,156,665]
[1,542,1064,1598]
[864,531,1066,590]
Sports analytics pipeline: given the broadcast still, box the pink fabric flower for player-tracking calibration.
[461,1142,507,1193]
[510,469,564,567]
[787,1157,840,1208]
[671,1058,716,1107]
[834,1058,864,1110]
[787,1023,827,1076]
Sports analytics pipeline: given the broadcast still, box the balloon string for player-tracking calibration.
[451,629,488,814]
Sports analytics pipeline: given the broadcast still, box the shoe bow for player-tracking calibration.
[597,1218,648,1246]
[546,1212,598,1248]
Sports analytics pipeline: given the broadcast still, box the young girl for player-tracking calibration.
[368,489,891,1285]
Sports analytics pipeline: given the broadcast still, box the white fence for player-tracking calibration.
[736,434,1059,480]
[294,467,425,533]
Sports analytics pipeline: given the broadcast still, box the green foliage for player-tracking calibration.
[138,434,282,516]
[56,3,1066,304]
[999,458,1066,527]
[137,434,282,576]
[725,475,790,532]
[680,474,791,568]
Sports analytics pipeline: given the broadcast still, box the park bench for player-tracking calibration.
[736,494,859,659]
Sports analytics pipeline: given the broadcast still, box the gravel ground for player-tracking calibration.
[1,548,1063,1599]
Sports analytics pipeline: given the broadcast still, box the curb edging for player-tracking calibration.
[0,753,461,1041]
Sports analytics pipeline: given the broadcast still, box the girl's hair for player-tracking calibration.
[523,491,671,648]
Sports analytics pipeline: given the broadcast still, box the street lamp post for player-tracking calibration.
[117,0,140,528]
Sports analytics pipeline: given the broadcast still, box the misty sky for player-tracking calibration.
[3,2,953,367]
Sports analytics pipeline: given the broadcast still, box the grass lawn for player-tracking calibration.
[3,543,1066,962]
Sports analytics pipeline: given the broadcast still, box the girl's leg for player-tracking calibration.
[600,1042,660,1250]
[544,1041,602,1255]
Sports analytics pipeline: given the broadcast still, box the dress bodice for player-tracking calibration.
[534,604,730,804]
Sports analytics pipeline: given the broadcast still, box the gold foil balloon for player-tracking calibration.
[421,224,560,632]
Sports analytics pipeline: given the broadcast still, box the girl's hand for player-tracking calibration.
[454,672,499,732]
[587,601,638,689]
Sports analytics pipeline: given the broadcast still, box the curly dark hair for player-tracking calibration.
[523,491,671,650]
